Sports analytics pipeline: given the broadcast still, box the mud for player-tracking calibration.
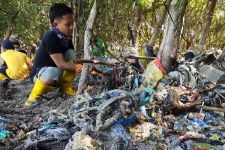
[0,79,75,149]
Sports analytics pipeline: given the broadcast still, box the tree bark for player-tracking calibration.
[4,11,19,40]
[128,25,135,47]
[198,0,217,51]
[149,0,173,47]
[158,0,188,72]
[1,11,19,53]
[78,0,97,94]
[72,1,79,57]
[133,3,143,48]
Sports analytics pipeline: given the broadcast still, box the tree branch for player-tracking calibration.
[78,0,97,94]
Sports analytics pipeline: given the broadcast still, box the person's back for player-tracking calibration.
[1,50,31,80]
[0,39,31,80]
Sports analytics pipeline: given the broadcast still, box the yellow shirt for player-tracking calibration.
[1,50,31,80]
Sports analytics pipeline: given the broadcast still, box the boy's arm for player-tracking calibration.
[50,53,76,72]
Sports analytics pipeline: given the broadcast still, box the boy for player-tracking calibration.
[25,3,80,107]
[0,39,31,80]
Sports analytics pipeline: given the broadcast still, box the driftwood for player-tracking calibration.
[196,105,225,113]
[126,55,156,60]
[78,0,97,94]
[73,59,115,66]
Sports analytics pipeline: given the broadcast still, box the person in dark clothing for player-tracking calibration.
[25,3,81,107]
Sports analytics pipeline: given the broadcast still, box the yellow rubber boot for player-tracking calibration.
[60,71,76,95]
[0,73,8,80]
[25,78,54,107]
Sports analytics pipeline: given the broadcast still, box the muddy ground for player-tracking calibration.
[0,79,76,150]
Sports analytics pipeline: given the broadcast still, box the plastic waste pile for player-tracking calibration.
[1,48,225,150]
[65,51,225,150]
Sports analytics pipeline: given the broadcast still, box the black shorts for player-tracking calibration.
[0,66,10,79]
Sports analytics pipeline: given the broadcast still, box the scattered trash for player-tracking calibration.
[130,122,157,141]
[141,58,165,88]
[180,132,206,141]
[45,127,70,139]
[0,129,9,140]
[64,131,96,150]
[117,113,138,126]
[2,50,225,150]
[0,115,9,122]
[111,124,132,149]
[188,117,208,129]
[139,88,154,106]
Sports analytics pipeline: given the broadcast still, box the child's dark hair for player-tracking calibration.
[49,3,73,24]
[13,41,20,47]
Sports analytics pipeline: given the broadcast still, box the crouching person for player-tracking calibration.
[0,39,31,81]
[25,3,82,107]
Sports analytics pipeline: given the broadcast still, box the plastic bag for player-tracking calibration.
[141,58,165,88]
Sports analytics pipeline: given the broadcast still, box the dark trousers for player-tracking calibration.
[0,65,10,79]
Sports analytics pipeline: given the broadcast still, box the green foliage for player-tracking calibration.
[92,39,107,57]
[139,0,154,8]
[0,0,225,50]
[0,0,69,44]
[182,0,225,50]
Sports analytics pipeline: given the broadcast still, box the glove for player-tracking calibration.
[74,64,83,73]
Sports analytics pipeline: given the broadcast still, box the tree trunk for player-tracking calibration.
[4,11,19,40]
[149,0,173,47]
[198,0,217,51]
[133,3,143,48]
[1,11,19,53]
[78,0,97,94]
[158,0,188,72]
[72,1,79,57]
[128,25,135,47]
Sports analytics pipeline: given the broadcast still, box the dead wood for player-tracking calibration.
[78,0,97,94]
[73,59,115,66]
[196,105,225,113]
[126,55,156,60]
